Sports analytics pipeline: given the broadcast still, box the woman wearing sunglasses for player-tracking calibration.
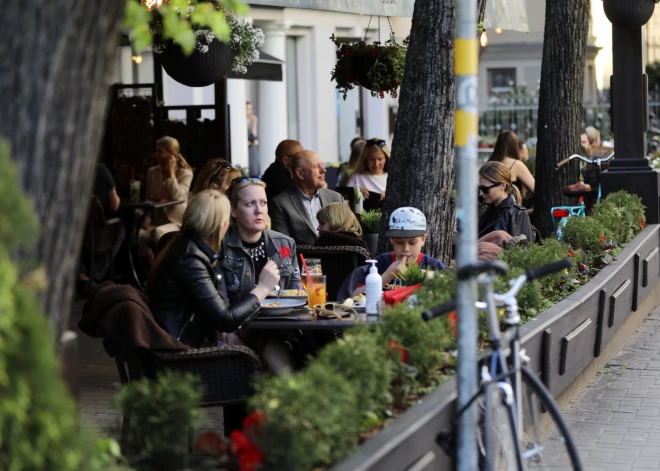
[347,138,390,206]
[478,161,532,243]
[221,176,302,372]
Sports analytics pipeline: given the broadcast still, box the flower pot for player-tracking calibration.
[364,233,379,255]
[603,0,655,29]
[160,39,235,87]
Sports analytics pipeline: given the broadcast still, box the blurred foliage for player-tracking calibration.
[359,209,382,234]
[123,0,248,54]
[0,139,123,470]
[590,190,646,247]
[115,371,202,471]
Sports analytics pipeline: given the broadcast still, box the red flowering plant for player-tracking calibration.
[330,34,408,100]
[191,411,266,471]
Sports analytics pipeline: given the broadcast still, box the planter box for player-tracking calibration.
[332,225,660,471]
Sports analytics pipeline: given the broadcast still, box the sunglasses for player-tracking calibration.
[366,139,386,148]
[478,183,499,194]
[231,176,263,186]
[211,160,233,177]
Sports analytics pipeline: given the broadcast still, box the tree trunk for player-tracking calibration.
[379,0,487,263]
[534,0,590,237]
[0,1,127,340]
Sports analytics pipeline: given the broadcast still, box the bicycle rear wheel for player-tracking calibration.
[519,366,582,470]
[484,382,520,471]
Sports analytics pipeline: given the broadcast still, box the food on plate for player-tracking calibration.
[270,288,307,297]
[342,293,365,307]
[262,301,282,307]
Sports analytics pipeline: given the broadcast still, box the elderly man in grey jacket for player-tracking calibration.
[270,150,344,245]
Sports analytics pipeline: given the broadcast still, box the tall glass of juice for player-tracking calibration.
[307,275,326,308]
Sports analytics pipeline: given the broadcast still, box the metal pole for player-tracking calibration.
[454,0,479,468]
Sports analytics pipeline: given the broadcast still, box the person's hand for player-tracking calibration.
[360,187,370,199]
[380,191,386,201]
[162,155,177,179]
[253,139,259,146]
[381,256,410,285]
[257,260,280,291]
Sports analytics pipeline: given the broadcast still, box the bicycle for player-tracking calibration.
[423,259,582,470]
[551,149,614,238]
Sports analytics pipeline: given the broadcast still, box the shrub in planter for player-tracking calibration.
[313,327,393,426]
[115,371,202,471]
[561,216,608,262]
[250,362,361,470]
[0,140,114,471]
[590,190,646,246]
[360,209,382,254]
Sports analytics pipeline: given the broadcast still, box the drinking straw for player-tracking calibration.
[299,254,312,286]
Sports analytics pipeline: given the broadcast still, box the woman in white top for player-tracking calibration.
[347,137,390,201]
[139,136,194,266]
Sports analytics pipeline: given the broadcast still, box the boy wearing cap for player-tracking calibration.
[351,207,445,296]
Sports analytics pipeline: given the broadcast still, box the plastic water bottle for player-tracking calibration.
[365,260,383,315]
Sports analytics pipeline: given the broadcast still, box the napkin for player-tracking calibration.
[383,284,423,306]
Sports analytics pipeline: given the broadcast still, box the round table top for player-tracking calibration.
[244,309,381,330]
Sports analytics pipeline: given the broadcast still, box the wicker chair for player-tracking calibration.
[297,245,369,301]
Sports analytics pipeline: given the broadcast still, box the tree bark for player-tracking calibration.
[534,0,590,237]
[380,0,487,263]
[0,0,127,340]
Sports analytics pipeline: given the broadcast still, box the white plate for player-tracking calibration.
[259,298,307,316]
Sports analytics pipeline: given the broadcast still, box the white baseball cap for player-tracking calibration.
[386,207,427,238]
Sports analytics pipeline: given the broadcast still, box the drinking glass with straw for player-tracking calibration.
[300,254,326,309]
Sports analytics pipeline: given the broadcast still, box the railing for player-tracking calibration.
[478,101,660,142]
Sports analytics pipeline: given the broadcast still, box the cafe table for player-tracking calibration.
[120,199,184,288]
[244,309,381,330]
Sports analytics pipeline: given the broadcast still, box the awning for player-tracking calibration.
[248,0,529,32]
[228,51,283,81]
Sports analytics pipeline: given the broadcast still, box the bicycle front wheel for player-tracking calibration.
[484,382,520,471]
[519,366,582,470]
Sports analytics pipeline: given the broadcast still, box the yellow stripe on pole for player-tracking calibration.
[454,39,478,75]
[455,110,477,147]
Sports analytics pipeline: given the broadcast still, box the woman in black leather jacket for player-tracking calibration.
[145,190,280,347]
[478,161,533,243]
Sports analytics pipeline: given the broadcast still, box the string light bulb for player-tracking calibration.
[141,0,163,10]
[494,27,502,34]
[132,55,143,64]
[480,31,488,47]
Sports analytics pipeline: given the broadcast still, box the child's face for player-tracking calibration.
[390,235,427,262]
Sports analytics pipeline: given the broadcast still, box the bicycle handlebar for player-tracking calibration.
[422,258,572,322]
[555,152,615,171]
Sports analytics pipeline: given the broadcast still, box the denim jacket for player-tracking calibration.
[221,227,303,303]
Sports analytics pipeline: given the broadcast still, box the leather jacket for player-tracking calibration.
[478,195,533,243]
[222,227,303,303]
[146,233,261,347]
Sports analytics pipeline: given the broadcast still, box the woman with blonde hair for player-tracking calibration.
[192,158,242,196]
[140,136,194,266]
[314,202,369,254]
[478,161,532,242]
[146,190,279,347]
[347,137,390,202]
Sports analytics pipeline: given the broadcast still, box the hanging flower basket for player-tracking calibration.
[330,33,408,100]
[603,0,655,30]
[159,38,235,87]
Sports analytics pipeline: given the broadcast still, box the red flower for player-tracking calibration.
[369,48,378,56]
[448,311,457,338]
[238,448,264,471]
[599,235,606,244]
[640,218,647,229]
[379,91,385,98]
[243,411,267,430]
[374,41,381,45]
[230,430,252,455]
[387,341,408,364]
[568,249,575,257]
[344,50,352,56]
[359,41,366,46]
[579,263,588,272]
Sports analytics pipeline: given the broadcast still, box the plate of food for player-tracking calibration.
[341,293,366,312]
[259,298,307,316]
[266,288,308,300]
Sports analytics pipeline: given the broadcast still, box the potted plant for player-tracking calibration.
[359,210,382,254]
[603,0,656,30]
[150,3,265,87]
[330,34,408,100]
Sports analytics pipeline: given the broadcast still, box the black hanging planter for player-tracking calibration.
[159,39,235,87]
[603,0,655,30]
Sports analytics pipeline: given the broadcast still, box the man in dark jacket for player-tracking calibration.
[261,139,303,203]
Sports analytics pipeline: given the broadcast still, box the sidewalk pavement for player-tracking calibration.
[552,305,660,471]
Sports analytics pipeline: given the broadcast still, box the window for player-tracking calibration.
[488,68,516,96]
